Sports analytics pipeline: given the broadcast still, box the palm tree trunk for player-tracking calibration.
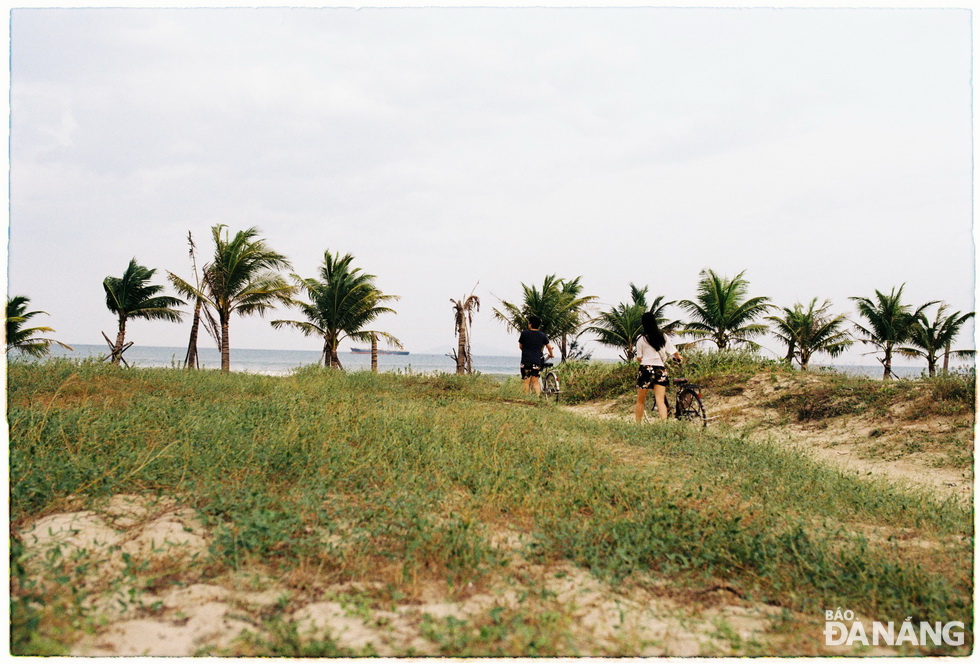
[220,318,231,372]
[112,317,127,365]
[325,334,343,370]
[942,342,951,372]
[456,321,467,375]
[184,298,202,369]
[882,346,893,380]
[371,334,378,373]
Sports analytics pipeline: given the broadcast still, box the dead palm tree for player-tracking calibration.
[451,286,480,375]
[168,231,220,369]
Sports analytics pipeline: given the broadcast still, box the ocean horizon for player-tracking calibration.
[39,344,521,376]
[17,343,962,380]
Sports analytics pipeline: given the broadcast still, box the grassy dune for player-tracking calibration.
[8,357,974,655]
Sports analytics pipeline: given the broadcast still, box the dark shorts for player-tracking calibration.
[637,365,669,389]
[520,361,543,379]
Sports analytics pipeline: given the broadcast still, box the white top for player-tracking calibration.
[636,335,677,366]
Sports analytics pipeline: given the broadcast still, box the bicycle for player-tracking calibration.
[540,361,561,402]
[647,375,708,426]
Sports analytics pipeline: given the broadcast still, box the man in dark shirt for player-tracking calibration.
[518,315,555,395]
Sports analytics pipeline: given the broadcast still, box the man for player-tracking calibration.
[518,315,555,395]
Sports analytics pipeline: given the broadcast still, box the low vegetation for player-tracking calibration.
[8,356,974,656]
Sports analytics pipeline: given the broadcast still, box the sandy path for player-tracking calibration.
[565,374,973,504]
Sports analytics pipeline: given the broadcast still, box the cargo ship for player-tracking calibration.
[350,348,410,355]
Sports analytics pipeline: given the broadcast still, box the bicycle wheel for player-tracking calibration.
[677,389,707,427]
[542,372,560,402]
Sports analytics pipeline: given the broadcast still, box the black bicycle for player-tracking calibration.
[648,376,707,426]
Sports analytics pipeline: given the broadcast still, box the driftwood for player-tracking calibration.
[102,331,134,367]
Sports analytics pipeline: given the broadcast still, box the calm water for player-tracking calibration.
[20,344,959,379]
[41,344,522,376]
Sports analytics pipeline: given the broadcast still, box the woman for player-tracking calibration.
[635,311,683,422]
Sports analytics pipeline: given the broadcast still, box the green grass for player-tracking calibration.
[8,358,974,655]
[557,349,784,405]
[763,367,976,423]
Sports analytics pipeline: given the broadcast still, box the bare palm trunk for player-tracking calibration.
[942,342,951,372]
[111,318,127,365]
[456,322,468,375]
[220,319,231,372]
[882,346,893,380]
[184,298,203,369]
[324,334,343,369]
[371,334,378,373]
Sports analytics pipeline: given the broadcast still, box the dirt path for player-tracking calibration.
[565,374,973,504]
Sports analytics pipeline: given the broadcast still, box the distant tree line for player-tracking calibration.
[5,226,974,379]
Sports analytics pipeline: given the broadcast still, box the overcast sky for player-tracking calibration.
[7,4,975,363]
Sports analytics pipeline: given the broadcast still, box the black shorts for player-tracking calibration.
[520,361,543,379]
[637,365,669,389]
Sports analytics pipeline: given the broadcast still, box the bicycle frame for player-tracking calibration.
[647,376,707,426]
[541,361,561,402]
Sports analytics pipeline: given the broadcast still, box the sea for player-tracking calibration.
[20,343,958,380]
[38,344,521,376]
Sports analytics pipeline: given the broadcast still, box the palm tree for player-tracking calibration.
[678,269,772,350]
[850,285,938,379]
[586,285,681,362]
[553,277,599,360]
[6,295,72,357]
[767,298,853,370]
[451,286,480,375]
[587,284,649,362]
[493,275,597,361]
[103,259,184,365]
[170,225,293,372]
[272,251,400,369]
[897,303,974,376]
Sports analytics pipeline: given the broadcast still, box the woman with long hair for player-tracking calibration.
[635,311,683,422]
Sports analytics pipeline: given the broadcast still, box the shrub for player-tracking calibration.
[924,367,976,412]
[554,360,634,404]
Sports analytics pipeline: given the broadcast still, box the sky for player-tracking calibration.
[6,3,976,365]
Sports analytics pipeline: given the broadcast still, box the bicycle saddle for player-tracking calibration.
[673,377,689,385]
[542,362,554,368]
